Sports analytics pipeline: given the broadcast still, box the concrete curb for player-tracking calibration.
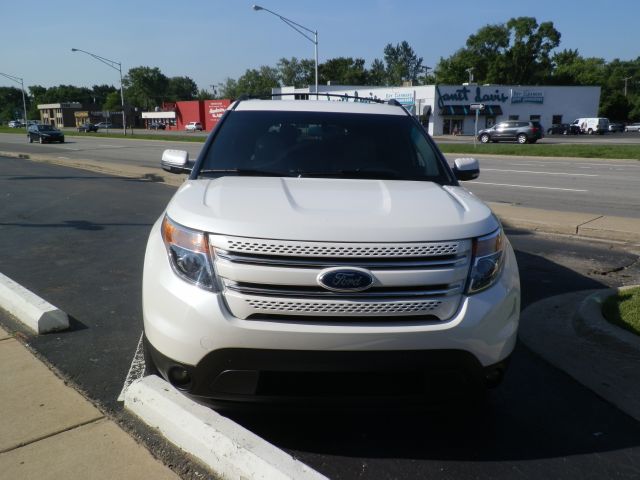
[0,272,68,334]
[576,286,640,349]
[125,376,328,480]
[519,287,640,422]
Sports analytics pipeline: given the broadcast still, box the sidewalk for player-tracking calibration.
[0,325,179,480]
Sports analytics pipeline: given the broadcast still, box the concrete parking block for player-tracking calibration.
[0,339,103,452]
[0,272,69,334]
[126,375,328,480]
[0,418,179,480]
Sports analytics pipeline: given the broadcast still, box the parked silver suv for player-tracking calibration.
[478,121,543,144]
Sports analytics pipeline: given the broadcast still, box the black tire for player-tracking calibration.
[142,334,160,377]
[517,133,527,144]
[28,135,33,143]
[39,136,43,144]
[480,133,490,143]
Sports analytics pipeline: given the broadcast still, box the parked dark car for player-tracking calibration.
[478,121,543,144]
[77,123,98,132]
[149,122,166,130]
[547,123,569,135]
[608,122,625,133]
[27,124,65,143]
[547,123,581,135]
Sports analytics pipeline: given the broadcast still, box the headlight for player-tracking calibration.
[466,228,505,294]
[161,216,217,291]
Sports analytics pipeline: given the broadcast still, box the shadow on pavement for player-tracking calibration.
[224,250,640,471]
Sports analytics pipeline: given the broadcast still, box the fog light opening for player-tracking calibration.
[484,367,504,388]
[168,366,192,389]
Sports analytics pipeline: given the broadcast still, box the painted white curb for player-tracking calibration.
[125,376,328,480]
[0,272,69,334]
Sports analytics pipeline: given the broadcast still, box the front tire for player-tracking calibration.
[28,135,33,143]
[517,133,527,144]
[39,136,43,144]
[480,134,490,143]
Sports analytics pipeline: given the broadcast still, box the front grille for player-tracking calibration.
[246,298,443,315]
[214,236,462,258]
[210,235,471,322]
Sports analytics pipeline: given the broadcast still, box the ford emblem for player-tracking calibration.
[317,267,375,292]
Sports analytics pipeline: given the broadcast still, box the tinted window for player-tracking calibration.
[198,111,451,183]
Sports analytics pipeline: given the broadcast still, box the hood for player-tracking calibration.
[165,177,498,242]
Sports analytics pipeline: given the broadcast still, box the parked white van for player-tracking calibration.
[571,117,610,135]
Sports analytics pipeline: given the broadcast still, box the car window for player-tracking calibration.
[198,110,451,183]
[495,122,509,129]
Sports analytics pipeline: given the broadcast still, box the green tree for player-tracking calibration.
[91,84,117,106]
[103,91,123,111]
[0,87,25,122]
[277,57,315,88]
[367,59,387,86]
[220,66,280,99]
[123,66,169,109]
[383,41,424,85]
[217,77,240,99]
[167,76,198,101]
[436,17,561,85]
[319,57,368,85]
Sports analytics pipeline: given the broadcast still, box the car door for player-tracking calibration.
[492,122,511,140]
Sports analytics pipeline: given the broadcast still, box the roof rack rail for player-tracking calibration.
[230,92,409,110]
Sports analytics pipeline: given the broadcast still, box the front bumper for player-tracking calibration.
[143,219,520,401]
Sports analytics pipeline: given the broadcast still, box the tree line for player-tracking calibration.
[1,16,638,123]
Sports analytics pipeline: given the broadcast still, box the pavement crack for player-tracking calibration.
[0,417,106,454]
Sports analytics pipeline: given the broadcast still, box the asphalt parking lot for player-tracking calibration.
[1,155,639,479]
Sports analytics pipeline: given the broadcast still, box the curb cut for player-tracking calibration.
[0,272,68,334]
[125,376,328,480]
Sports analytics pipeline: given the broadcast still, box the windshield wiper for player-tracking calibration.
[198,168,285,177]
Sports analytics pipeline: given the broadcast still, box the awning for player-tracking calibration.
[439,105,503,116]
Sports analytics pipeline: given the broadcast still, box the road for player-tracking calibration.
[1,156,639,480]
[1,132,639,218]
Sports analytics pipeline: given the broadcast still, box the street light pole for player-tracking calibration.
[623,76,632,97]
[465,67,474,84]
[252,4,319,100]
[71,48,126,135]
[0,71,28,131]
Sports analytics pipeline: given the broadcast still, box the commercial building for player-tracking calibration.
[37,103,84,128]
[141,99,231,131]
[273,84,601,136]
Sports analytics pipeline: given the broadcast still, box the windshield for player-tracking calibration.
[197,110,452,183]
[39,125,55,131]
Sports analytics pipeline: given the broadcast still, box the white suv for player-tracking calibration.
[142,99,520,404]
[185,121,203,132]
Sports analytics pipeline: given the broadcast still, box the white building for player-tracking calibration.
[273,84,601,136]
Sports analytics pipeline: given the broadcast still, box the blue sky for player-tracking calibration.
[1,0,638,91]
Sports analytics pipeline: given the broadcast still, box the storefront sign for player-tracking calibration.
[437,86,509,108]
[511,90,544,104]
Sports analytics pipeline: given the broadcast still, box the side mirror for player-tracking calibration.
[453,157,480,181]
[161,149,190,174]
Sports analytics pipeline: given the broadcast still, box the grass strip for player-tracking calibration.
[602,286,640,336]
[438,142,640,160]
